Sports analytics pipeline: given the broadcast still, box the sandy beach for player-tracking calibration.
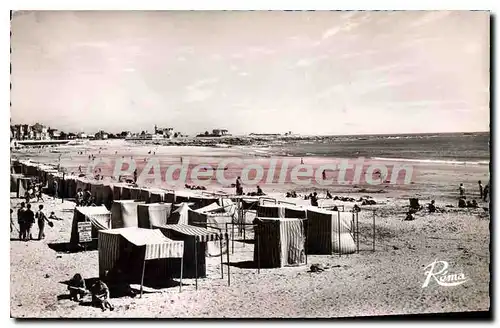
[10,140,490,318]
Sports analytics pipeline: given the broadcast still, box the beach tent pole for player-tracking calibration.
[304,219,308,265]
[219,234,224,279]
[140,257,146,298]
[356,211,360,253]
[225,232,230,286]
[338,211,341,257]
[179,256,183,293]
[372,210,376,252]
[194,236,198,290]
[257,225,261,274]
[232,222,235,254]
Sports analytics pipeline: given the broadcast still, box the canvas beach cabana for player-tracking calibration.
[98,227,185,296]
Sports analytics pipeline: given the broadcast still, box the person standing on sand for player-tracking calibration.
[310,192,319,207]
[459,183,465,197]
[484,183,490,202]
[24,204,35,241]
[53,180,59,199]
[36,204,51,240]
[10,209,15,233]
[478,180,483,199]
[36,184,44,202]
[17,202,26,240]
[236,177,243,195]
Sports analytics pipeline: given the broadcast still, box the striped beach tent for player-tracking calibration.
[16,177,31,198]
[306,208,356,255]
[111,200,145,228]
[70,205,111,245]
[10,173,24,193]
[256,204,285,218]
[155,224,224,281]
[253,217,306,268]
[98,227,184,295]
[137,203,172,229]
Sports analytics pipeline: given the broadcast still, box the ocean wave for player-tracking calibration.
[371,157,490,166]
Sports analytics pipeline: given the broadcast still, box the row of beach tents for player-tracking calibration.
[12,160,359,281]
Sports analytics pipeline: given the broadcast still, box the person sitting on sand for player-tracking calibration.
[471,199,479,208]
[458,197,467,208]
[353,204,361,213]
[459,183,465,197]
[428,200,436,213]
[478,180,483,199]
[286,192,291,198]
[48,211,62,221]
[68,273,87,302]
[256,186,265,196]
[90,279,114,312]
[404,211,415,221]
[291,191,297,198]
[332,205,339,212]
[326,190,333,199]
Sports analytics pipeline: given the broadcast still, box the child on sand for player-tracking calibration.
[68,273,87,302]
[90,280,114,311]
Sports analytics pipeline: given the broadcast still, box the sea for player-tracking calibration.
[265,132,490,166]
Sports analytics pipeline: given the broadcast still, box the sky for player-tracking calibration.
[10,11,490,135]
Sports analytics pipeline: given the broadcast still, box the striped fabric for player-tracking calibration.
[254,217,306,268]
[98,228,184,277]
[256,204,285,218]
[120,228,184,260]
[306,208,356,255]
[155,224,223,243]
[98,230,121,277]
[256,204,307,219]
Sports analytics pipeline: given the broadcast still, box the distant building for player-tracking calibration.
[212,129,229,137]
[95,130,109,140]
[77,132,88,139]
[154,125,175,138]
[48,128,61,139]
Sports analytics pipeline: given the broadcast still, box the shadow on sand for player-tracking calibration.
[48,241,98,254]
